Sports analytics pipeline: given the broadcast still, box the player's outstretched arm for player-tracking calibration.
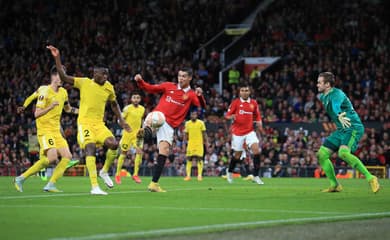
[17,90,40,113]
[110,100,131,132]
[134,74,165,93]
[20,92,39,113]
[46,45,75,85]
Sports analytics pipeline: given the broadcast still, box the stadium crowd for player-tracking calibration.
[0,0,388,177]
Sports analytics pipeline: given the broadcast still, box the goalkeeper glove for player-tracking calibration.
[338,112,351,128]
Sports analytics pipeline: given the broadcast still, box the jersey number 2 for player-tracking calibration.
[84,130,90,137]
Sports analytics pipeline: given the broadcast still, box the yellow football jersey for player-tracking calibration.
[74,77,116,123]
[122,104,145,130]
[184,119,206,147]
[35,85,68,134]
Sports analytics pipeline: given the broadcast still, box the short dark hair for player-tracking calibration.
[179,67,193,77]
[50,65,66,75]
[94,61,109,73]
[238,82,250,89]
[319,72,335,86]
[130,91,142,97]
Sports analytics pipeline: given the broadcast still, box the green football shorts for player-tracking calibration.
[323,126,364,153]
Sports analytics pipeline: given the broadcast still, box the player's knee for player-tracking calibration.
[158,142,170,155]
[337,148,349,160]
[108,142,118,150]
[46,148,59,162]
[105,138,118,150]
[250,145,260,155]
[317,146,330,163]
[85,143,96,156]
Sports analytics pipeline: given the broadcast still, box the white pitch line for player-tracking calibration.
[0,204,341,215]
[0,187,229,200]
[49,211,390,240]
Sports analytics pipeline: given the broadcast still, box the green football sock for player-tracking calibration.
[338,148,373,181]
[317,146,338,187]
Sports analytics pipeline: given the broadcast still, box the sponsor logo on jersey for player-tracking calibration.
[166,96,185,106]
[239,110,253,115]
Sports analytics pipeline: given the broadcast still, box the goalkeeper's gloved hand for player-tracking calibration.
[338,112,351,128]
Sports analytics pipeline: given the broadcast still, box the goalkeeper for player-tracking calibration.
[316,72,380,193]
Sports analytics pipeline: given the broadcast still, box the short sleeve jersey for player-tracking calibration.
[122,104,145,131]
[74,77,116,123]
[35,86,68,134]
[184,119,206,147]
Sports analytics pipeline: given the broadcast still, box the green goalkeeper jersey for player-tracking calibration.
[319,88,363,129]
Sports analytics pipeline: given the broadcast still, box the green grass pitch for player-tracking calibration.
[0,176,389,240]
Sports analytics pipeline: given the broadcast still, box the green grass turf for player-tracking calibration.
[0,176,389,240]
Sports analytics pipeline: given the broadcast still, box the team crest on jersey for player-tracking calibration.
[250,104,254,110]
[182,94,188,100]
[170,91,174,94]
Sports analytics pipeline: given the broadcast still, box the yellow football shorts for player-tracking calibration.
[119,130,138,152]
[77,122,114,149]
[186,144,204,157]
[38,132,69,155]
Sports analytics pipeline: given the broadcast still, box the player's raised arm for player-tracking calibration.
[46,45,75,85]
[110,100,131,132]
[134,74,165,93]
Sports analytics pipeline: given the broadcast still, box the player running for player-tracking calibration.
[17,85,80,172]
[14,66,79,192]
[316,72,380,193]
[225,83,264,185]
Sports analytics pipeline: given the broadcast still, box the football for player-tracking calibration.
[144,111,166,128]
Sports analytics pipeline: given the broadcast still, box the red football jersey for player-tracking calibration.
[137,80,205,128]
[226,98,262,135]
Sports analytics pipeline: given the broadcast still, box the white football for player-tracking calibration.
[145,111,166,128]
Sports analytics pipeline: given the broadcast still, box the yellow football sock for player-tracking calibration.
[116,154,125,177]
[22,157,49,179]
[197,161,204,177]
[49,158,70,183]
[86,156,98,187]
[134,154,142,176]
[186,160,192,177]
[102,149,117,172]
